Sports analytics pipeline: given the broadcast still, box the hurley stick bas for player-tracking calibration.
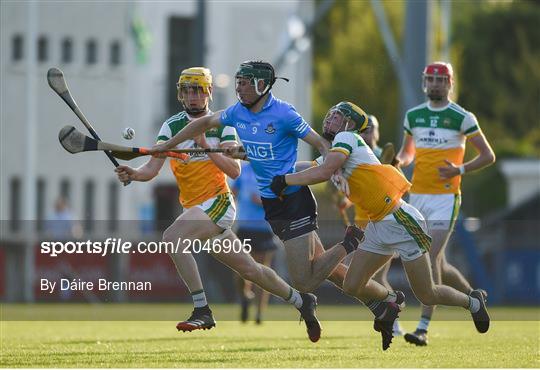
[58,125,236,161]
[47,67,130,185]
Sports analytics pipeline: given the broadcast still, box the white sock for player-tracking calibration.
[393,319,403,333]
[286,288,303,309]
[469,296,480,313]
[191,290,208,308]
[417,316,431,332]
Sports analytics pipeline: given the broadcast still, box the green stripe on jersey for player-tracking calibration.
[464,125,479,135]
[221,135,236,142]
[406,106,466,132]
[353,132,366,147]
[333,142,353,153]
[157,135,169,142]
[167,112,190,136]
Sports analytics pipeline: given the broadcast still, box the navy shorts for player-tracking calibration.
[261,186,318,241]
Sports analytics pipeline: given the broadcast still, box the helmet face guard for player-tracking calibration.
[422,62,453,101]
[177,67,212,115]
[234,60,288,108]
[322,102,368,141]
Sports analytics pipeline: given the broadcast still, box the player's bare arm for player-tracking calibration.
[438,132,496,179]
[395,133,416,168]
[151,111,223,152]
[295,161,316,172]
[201,137,241,179]
[286,152,347,186]
[270,152,346,197]
[115,156,166,183]
[302,129,330,157]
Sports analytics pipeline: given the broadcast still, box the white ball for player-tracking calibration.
[122,127,135,140]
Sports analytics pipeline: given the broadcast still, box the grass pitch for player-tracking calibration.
[1,304,539,368]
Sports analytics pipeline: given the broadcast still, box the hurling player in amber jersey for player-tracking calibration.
[116,68,320,341]
[273,101,490,350]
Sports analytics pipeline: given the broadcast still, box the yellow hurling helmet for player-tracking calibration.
[177,67,213,96]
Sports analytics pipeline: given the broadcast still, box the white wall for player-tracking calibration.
[499,159,540,208]
[1,1,314,223]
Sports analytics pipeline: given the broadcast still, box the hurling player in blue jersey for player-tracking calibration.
[152,61,365,339]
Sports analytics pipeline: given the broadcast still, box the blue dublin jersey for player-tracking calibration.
[220,93,311,198]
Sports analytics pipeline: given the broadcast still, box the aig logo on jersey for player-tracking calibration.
[242,140,275,161]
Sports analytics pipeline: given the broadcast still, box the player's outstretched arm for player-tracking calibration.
[288,152,346,186]
[295,160,317,172]
[115,156,165,182]
[151,111,223,152]
[270,152,346,197]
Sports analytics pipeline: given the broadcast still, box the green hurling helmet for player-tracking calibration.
[235,60,289,107]
[236,61,275,89]
[323,101,368,141]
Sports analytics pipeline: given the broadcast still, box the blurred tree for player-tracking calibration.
[313,0,539,216]
[452,0,540,158]
[451,1,540,215]
[313,0,404,145]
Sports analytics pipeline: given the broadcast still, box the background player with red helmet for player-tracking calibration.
[395,61,496,346]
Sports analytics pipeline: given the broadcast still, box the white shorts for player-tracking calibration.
[190,192,236,230]
[408,193,461,231]
[359,201,432,262]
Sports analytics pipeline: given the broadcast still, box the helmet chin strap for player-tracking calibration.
[239,77,289,109]
[240,79,274,109]
[185,104,208,116]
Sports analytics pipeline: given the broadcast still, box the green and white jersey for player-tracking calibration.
[157,110,238,162]
[328,131,380,178]
[321,131,411,221]
[156,110,238,208]
[403,101,482,194]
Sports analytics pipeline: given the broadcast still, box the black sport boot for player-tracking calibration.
[297,293,322,343]
[176,306,216,332]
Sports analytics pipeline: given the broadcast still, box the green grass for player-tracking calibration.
[1,304,539,368]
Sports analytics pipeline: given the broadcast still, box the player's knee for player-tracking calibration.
[162,228,176,244]
[415,289,437,306]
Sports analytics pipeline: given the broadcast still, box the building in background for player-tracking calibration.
[1,1,314,226]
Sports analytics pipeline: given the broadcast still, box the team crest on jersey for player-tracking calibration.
[443,118,452,127]
[265,123,276,134]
